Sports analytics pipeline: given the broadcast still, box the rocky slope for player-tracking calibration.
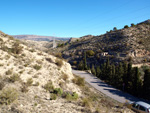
[0,31,133,112]
[58,19,150,66]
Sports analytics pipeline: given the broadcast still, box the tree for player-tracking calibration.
[84,52,88,70]
[126,63,134,93]
[131,23,135,27]
[91,64,96,75]
[116,63,124,88]
[96,66,101,78]
[143,69,150,99]
[78,61,84,70]
[113,27,117,31]
[122,62,128,91]
[132,67,142,96]
[124,25,129,28]
[86,50,95,56]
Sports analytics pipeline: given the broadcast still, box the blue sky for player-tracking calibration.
[0,0,150,37]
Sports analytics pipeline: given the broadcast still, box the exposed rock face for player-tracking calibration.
[128,49,150,57]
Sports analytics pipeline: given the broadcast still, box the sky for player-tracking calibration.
[0,0,150,38]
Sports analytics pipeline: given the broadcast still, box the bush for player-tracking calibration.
[72,76,85,86]
[0,81,5,90]
[54,88,63,96]
[11,42,22,54]
[50,93,57,100]
[9,73,20,82]
[33,64,42,70]
[73,61,77,65]
[6,69,13,75]
[124,25,129,28]
[43,81,54,92]
[62,73,68,81]
[26,78,33,86]
[21,83,29,93]
[82,98,91,108]
[55,53,62,58]
[64,92,78,101]
[0,87,18,105]
[55,59,63,67]
[46,58,53,63]
[86,50,95,56]
[65,93,72,101]
[72,92,78,100]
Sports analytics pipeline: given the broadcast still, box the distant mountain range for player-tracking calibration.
[12,35,70,41]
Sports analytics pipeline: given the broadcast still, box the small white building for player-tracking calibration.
[101,52,108,56]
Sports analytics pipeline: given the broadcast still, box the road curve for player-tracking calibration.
[72,70,139,103]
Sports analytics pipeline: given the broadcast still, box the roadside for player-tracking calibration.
[72,70,140,103]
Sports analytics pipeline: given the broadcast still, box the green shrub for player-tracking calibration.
[55,59,63,67]
[73,61,77,65]
[26,78,33,86]
[9,73,20,82]
[72,76,85,86]
[72,92,78,100]
[43,81,54,92]
[54,88,63,96]
[64,92,78,101]
[82,98,91,108]
[0,87,18,105]
[86,50,95,56]
[50,93,57,100]
[65,93,72,101]
[33,64,42,70]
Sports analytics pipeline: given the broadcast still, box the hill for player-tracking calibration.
[13,35,70,41]
[58,19,150,67]
[0,31,133,112]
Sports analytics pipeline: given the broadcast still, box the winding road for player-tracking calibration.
[72,70,140,103]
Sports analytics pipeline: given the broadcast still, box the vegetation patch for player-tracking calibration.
[0,87,18,105]
[9,73,20,83]
[72,75,85,86]
[43,81,54,92]
[33,64,42,70]
[55,59,63,67]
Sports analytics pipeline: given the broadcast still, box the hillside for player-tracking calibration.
[58,19,150,67]
[13,35,70,41]
[0,31,133,112]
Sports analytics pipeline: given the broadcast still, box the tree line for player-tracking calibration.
[77,53,150,100]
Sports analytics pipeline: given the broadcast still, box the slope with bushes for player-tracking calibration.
[0,31,133,112]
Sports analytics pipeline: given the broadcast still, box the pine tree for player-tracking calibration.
[127,63,133,93]
[143,69,150,99]
[84,52,88,70]
[96,65,101,78]
[117,63,124,88]
[111,64,116,85]
[78,60,84,70]
[91,64,96,75]
[122,62,128,91]
[133,67,142,96]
